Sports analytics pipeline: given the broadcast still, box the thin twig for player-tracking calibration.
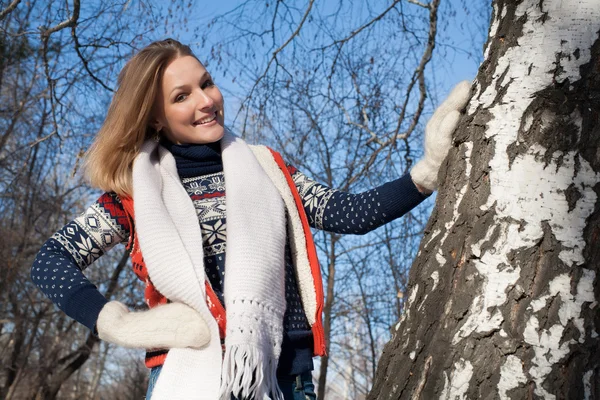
[324,0,401,95]
[335,74,385,146]
[407,0,430,8]
[28,131,57,148]
[320,0,401,51]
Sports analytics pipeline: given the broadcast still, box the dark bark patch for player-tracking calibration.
[468,340,503,398]
[507,83,581,169]
[494,65,512,102]
[471,218,501,259]
[582,182,600,364]
[505,384,529,400]
[573,153,582,179]
[549,50,571,82]
[564,183,583,212]
[560,319,581,346]
[536,10,549,24]
[455,104,492,146]
[468,209,496,259]
[538,293,562,331]
[506,222,566,335]
[537,0,548,23]
[544,343,598,399]
[478,0,527,99]
[576,38,600,168]
[455,130,495,222]
[582,183,600,268]
[505,246,538,335]
[509,36,600,171]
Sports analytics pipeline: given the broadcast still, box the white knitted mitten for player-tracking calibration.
[410,81,471,191]
[97,301,210,349]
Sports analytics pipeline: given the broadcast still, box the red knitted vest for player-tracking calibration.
[120,197,226,367]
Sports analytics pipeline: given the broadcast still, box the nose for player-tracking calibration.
[196,89,214,110]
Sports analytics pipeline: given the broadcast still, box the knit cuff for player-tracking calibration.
[65,285,108,332]
[376,173,430,222]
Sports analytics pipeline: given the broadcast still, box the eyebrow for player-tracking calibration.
[169,72,211,95]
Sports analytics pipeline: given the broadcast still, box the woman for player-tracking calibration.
[31,39,470,400]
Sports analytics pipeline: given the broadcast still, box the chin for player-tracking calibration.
[207,127,225,143]
[191,126,224,144]
[168,124,225,145]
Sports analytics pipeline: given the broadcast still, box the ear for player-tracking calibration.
[150,120,162,131]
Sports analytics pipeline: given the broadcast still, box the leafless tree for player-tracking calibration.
[0,0,191,398]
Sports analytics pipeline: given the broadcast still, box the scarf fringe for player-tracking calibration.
[219,344,283,400]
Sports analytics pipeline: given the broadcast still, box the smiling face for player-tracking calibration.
[153,56,225,145]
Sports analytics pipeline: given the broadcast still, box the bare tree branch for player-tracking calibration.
[39,0,82,140]
[320,0,401,51]
[71,25,114,92]
[238,0,315,134]
[391,0,439,143]
[407,0,430,8]
[324,0,401,93]
[39,0,80,37]
[0,0,21,21]
[345,0,440,186]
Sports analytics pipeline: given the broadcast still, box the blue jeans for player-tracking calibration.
[146,366,316,400]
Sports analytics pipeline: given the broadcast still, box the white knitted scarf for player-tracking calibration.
[132,131,287,400]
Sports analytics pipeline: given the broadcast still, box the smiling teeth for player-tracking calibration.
[196,114,216,125]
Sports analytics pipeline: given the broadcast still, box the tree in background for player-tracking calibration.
[0,1,191,398]
[370,0,599,398]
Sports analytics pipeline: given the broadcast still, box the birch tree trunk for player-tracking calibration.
[370,1,600,399]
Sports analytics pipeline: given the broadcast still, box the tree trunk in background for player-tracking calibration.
[317,234,339,399]
[370,1,600,399]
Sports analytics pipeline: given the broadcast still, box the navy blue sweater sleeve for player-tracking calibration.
[31,192,130,331]
[287,165,429,234]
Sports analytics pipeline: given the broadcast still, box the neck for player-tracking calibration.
[161,139,223,178]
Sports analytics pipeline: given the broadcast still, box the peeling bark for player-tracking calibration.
[370,1,600,399]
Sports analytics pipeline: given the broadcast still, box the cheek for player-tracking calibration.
[166,104,193,125]
[214,88,225,107]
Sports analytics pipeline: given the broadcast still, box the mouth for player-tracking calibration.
[193,112,217,126]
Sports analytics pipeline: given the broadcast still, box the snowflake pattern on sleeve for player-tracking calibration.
[288,164,429,235]
[290,169,335,229]
[51,192,129,270]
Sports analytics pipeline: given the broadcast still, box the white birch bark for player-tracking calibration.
[371,1,600,398]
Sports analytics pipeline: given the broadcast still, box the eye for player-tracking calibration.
[201,79,215,89]
[175,93,188,103]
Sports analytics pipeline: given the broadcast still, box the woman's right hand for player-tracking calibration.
[410,81,471,191]
[96,301,210,349]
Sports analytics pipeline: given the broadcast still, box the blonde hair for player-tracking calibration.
[84,39,196,197]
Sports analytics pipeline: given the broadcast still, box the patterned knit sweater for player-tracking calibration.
[31,141,428,376]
